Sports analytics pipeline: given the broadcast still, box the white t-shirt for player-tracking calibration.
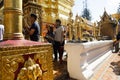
[0,25,4,41]
[54,26,64,42]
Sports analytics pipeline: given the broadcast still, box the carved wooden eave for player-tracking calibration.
[23,1,41,9]
[102,11,115,23]
[23,1,42,16]
[99,11,117,27]
[101,11,109,19]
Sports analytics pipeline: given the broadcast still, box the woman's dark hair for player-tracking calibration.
[49,26,53,32]
[56,19,61,24]
[30,13,37,20]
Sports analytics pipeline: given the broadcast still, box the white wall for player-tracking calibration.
[65,40,113,80]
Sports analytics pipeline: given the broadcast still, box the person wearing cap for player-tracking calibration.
[25,13,40,41]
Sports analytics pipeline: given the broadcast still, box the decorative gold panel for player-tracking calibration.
[0,42,53,80]
[2,55,24,80]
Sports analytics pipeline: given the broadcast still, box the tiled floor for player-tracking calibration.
[53,52,120,80]
[90,52,120,80]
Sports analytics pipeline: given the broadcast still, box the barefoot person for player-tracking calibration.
[54,19,65,63]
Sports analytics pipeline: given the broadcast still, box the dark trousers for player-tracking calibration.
[53,41,64,60]
[113,41,119,53]
[115,43,119,53]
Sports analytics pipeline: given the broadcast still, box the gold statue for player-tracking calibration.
[17,57,42,80]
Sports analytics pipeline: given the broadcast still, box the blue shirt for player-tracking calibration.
[30,21,40,41]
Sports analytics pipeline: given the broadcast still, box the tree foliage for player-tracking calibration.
[117,4,120,14]
[81,8,92,21]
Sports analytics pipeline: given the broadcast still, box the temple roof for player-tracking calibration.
[100,10,114,22]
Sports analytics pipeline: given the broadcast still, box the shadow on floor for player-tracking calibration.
[110,53,120,75]
[53,60,77,80]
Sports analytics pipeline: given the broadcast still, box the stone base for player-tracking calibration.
[0,40,53,80]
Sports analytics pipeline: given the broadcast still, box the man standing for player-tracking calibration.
[54,19,65,63]
[25,13,40,41]
[114,31,120,53]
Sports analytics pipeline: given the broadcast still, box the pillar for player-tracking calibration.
[74,26,78,40]
[4,0,23,40]
[79,25,82,40]
[69,25,72,40]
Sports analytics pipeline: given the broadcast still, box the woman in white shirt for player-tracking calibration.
[0,25,4,41]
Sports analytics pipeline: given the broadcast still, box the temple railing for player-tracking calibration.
[65,40,113,80]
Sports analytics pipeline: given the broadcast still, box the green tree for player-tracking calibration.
[82,8,92,21]
[117,4,120,13]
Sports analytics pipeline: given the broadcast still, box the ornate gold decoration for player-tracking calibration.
[67,11,74,40]
[34,50,53,80]
[23,1,42,38]
[17,57,42,80]
[2,55,24,80]
[0,44,53,80]
[67,12,97,41]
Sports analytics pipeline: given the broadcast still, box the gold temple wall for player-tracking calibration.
[23,1,42,37]
[58,0,74,25]
[0,0,74,38]
[67,14,95,41]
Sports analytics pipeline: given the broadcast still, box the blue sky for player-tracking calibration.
[72,0,120,22]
